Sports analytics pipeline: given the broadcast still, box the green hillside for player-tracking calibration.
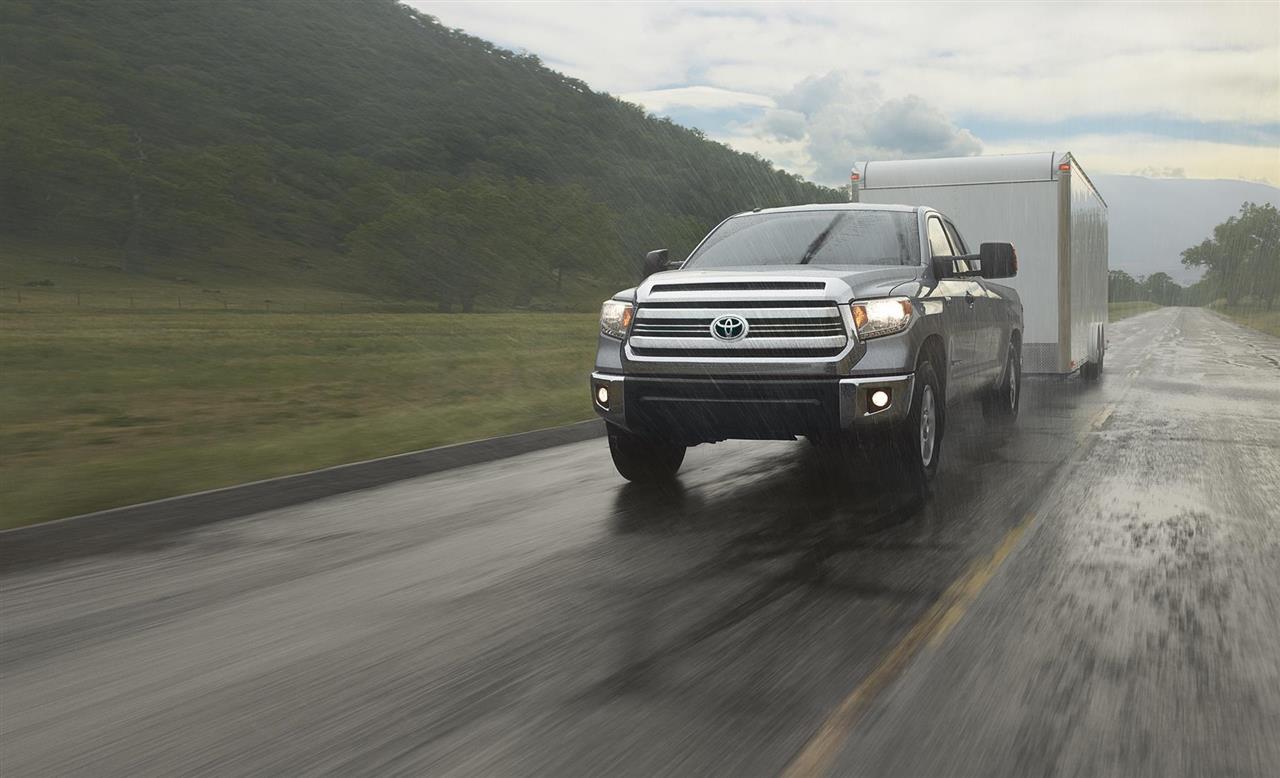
[1,0,841,310]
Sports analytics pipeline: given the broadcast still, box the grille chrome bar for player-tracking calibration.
[637,307,841,320]
[629,296,849,358]
[630,335,847,350]
[632,323,846,337]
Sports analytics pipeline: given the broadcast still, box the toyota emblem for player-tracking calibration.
[710,314,749,341]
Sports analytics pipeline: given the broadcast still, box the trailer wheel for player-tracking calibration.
[607,424,686,482]
[1081,327,1104,381]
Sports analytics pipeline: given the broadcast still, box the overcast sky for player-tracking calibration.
[413,1,1279,187]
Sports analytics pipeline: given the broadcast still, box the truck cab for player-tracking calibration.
[592,204,1023,492]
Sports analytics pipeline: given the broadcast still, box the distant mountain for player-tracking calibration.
[1092,175,1280,284]
[1,0,839,309]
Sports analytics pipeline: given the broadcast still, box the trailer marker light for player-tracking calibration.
[870,390,890,410]
[1058,163,1071,172]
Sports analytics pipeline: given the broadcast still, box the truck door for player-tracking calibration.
[926,216,980,399]
[944,218,1002,385]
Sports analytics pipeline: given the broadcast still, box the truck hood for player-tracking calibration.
[634,264,924,303]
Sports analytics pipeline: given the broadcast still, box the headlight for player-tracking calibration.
[600,299,634,339]
[851,297,913,339]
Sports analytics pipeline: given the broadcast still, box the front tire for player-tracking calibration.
[889,357,943,495]
[607,424,686,482]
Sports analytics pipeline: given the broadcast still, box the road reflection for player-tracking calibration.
[590,379,1079,703]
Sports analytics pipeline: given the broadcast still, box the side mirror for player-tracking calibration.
[642,249,670,279]
[978,242,1017,279]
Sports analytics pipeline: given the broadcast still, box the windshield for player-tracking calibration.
[684,210,920,269]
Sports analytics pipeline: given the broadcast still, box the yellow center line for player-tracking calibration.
[785,399,1120,777]
[782,511,1037,778]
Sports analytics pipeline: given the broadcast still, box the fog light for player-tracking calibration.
[869,389,890,410]
[596,385,610,407]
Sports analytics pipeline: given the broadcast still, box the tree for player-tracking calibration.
[1235,203,1280,309]
[1108,269,1143,302]
[1182,202,1280,308]
[1143,272,1183,306]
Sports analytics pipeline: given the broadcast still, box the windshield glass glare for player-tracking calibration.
[685,210,921,269]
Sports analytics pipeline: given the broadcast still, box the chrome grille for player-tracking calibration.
[629,302,849,358]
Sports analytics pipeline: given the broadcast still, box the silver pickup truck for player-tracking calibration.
[591,203,1023,493]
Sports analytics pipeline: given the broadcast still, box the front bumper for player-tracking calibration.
[590,372,914,443]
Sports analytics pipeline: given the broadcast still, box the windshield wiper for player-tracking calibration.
[798,213,847,264]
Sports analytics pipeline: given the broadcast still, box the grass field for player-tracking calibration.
[1211,303,1280,338]
[1108,301,1161,322]
[0,309,599,527]
[0,235,610,314]
[0,238,625,526]
[0,235,390,313]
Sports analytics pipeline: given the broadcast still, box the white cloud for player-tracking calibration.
[712,132,815,178]
[735,72,983,184]
[862,96,982,158]
[1131,167,1188,179]
[618,86,775,113]
[758,109,806,141]
[982,135,1280,185]
[414,1,1279,183]
[417,1,1278,124]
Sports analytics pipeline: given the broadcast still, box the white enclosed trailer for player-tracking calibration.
[854,152,1108,376]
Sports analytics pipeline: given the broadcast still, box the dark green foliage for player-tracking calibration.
[1181,202,1280,309]
[1107,270,1143,302]
[1112,203,1280,309]
[1,0,841,308]
[1109,269,1186,305]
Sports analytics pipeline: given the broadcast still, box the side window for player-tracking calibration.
[927,217,953,258]
[943,220,968,255]
[943,220,971,273]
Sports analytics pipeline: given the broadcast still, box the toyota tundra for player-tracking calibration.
[591,204,1023,492]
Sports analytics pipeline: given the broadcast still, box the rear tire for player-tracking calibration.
[607,424,686,482]
[1080,355,1103,381]
[982,341,1021,423]
[888,357,943,496]
[1081,327,1104,381]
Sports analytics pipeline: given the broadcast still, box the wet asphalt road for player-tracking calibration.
[2,307,1278,776]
